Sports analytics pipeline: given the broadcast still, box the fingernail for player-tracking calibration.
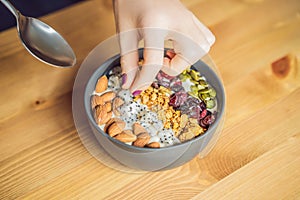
[121,73,127,85]
[132,90,142,97]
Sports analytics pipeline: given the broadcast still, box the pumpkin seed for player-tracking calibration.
[190,70,201,81]
[199,93,210,101]
[188,91,198,98]
[199,80,208,87]
[190,85,199,93]
[205,99,216,109]
[209,88,216,97]
[179,74,187,81]
[197,84,206,90]
[198,88,211,94]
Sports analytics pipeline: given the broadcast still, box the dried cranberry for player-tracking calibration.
[169,91,188,108]
[203,114,215,126]
[171,84,184,92]
[170,77,181,86]
[169,93,179,108]
[200,109,207,119]
[156,71,164,82]
[159,70,175,80]
[186,96,200,108]
[189,106,201,119]
[159,81,170,88]
[199,119,208,128]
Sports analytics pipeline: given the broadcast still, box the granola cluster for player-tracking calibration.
[134,86,183,136]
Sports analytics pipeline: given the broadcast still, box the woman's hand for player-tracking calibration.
[113,0,215,95]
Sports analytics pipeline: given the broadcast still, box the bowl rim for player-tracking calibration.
[84,51,226,152]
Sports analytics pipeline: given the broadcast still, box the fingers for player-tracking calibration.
[130,29,165,93]
[120,51,139,89]
[162,19,215,76]
[118,30,140,89]
[162,53,190,76]
[192,14,215,46]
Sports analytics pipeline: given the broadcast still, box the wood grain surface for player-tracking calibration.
[1,0,299,199]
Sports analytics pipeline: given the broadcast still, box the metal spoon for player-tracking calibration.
[1,0,76,67]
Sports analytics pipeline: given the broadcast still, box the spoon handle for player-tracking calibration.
[0,0,20,18]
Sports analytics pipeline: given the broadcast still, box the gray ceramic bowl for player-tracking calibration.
[84,50,225,171]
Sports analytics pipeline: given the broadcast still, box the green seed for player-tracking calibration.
[179,74,187,81]
[199,93,210,101]
[209,88,216,97]
[205,99,216,109]
[188,91,199,98]
[198,76,206,81]
[197,84,206,90]
[198,88,211,94]
[190,85,199,93]
[199,80,208,87]
[190,70,201,81]
[185,74,192,80]
[191,80,200,85]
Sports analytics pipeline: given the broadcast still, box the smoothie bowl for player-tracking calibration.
[84,49,225,171]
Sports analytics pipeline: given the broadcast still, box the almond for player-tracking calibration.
[133,122,147,135]
[108,120,126,137]
[93,105,106,125]
[103,102,112,112]
[112,97,124,116]
[146,142,160,148]
[99,111,112,125]
[101,91,116,102]
[91,95,104,108]
[104,118,116,133]
[133,132,150,147]
[114,130,137,143]
[95,75,108,93]
[113,97,125,107]
[104,118,123,133]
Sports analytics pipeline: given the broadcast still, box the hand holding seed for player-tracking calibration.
[113,0,215,95]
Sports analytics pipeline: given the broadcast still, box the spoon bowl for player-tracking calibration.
[1,0,76,67]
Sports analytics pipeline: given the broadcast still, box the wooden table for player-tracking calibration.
[1,0,299,199]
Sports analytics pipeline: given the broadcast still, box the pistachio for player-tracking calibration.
[199,93,210,101]
[198,88,211,94]
[199,80,208,87]
[205,99,216,109]
[190,69,201,81]
[190,85,199,93]
[209,88,217,98]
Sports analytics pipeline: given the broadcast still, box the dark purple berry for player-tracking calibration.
[199,101,206,110]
